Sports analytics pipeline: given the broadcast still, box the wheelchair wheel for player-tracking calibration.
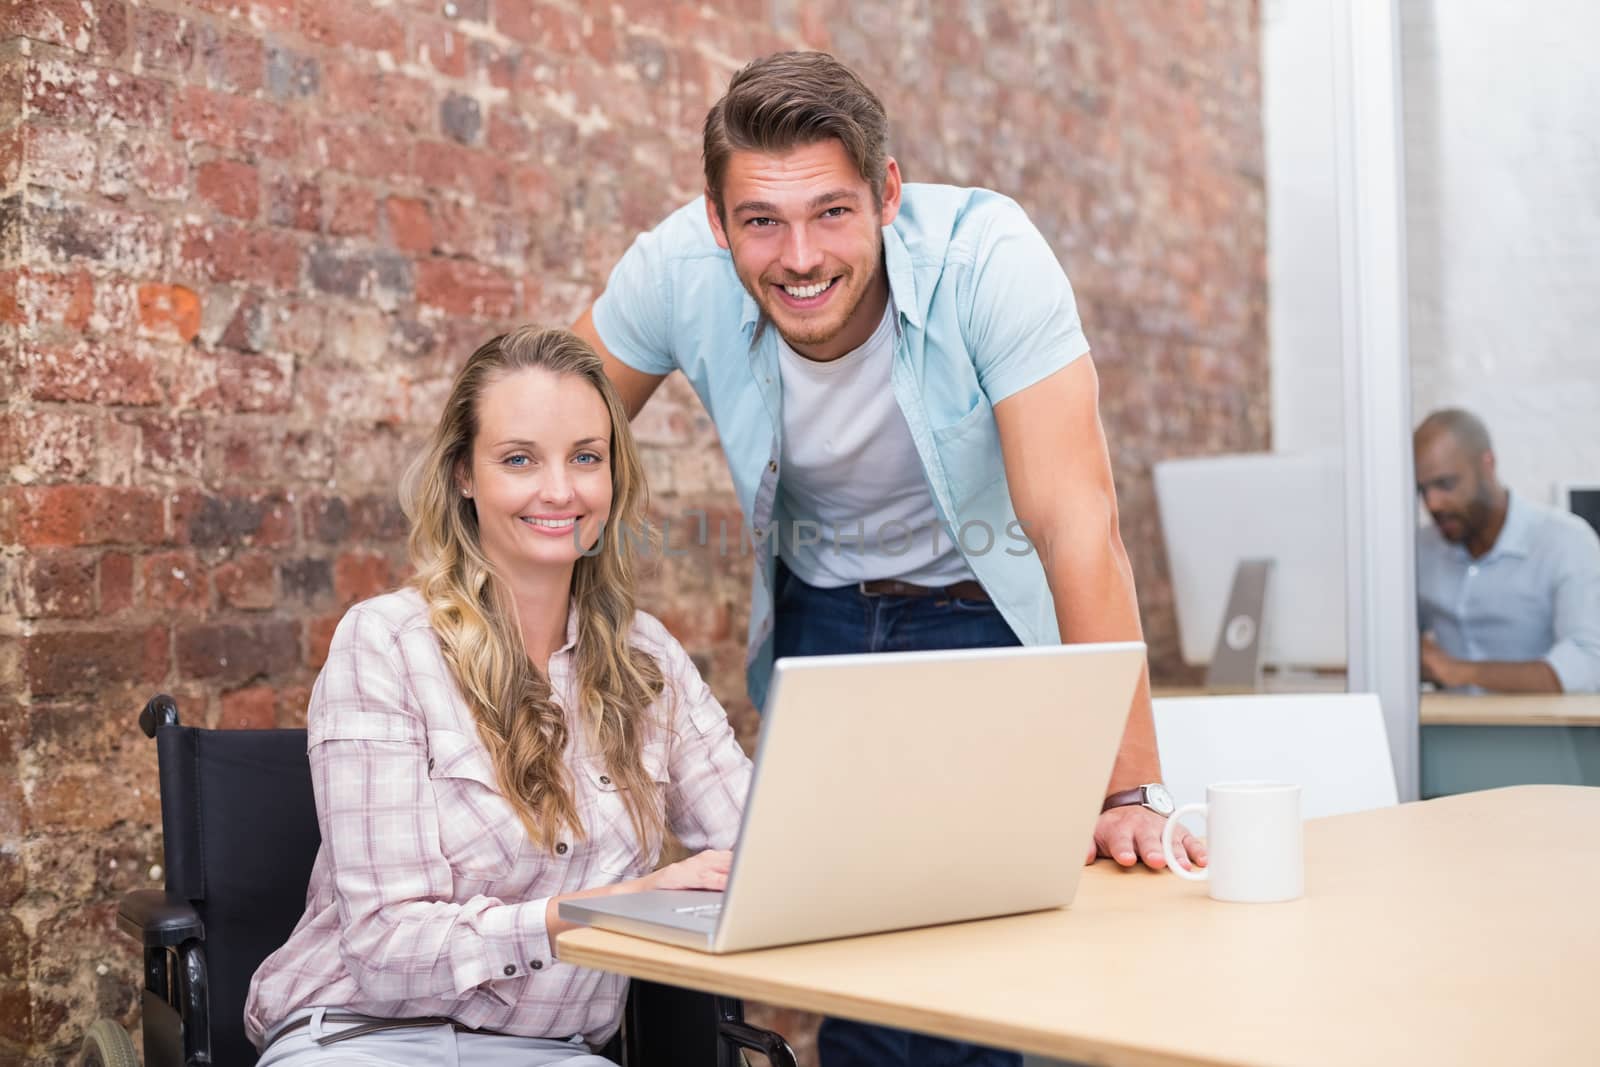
[77,1018,139,1067]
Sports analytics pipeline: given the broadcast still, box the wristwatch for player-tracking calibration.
[1101,783,1176,816]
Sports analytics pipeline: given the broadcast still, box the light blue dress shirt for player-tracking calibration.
[1416,492,1600,693]
[592,185,1091,708]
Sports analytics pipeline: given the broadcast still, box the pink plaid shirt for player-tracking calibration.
[244,588,751,1049]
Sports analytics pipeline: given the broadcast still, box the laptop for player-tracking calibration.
[559,640,1146,953]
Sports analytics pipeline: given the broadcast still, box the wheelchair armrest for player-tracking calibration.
[119,889,205,947]
[715,999,798,1067]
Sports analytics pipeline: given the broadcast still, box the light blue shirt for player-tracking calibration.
[592,184,1091,707]
[1417,492,1600,693]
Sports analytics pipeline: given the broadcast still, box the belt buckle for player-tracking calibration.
[857,580,883,598]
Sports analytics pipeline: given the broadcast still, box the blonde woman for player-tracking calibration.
[245,327,751,1066]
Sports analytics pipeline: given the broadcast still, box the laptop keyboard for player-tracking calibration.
[672,902,724,918]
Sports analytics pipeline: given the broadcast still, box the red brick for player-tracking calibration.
[22,625,168,698]
[98,137,188,201]
[327,182,376,237]
[0,125,18,191]
[175,619,299,683]
[415,20,469,78]
[267,175,320,231]
[136,283,201,342]
[5,0,127,56]
[219,685,276,729]
[414,142,512,206]
[99,551,133,614]
[472,40,520,90]
[276,683,313,727]
[12,552,96,619]
[495,0,583,51]
[265,297,325,357]
[140,551,207,612]
[415,258,518,318]
[308,120,413,182]
[383,196,434,253]
[32,201,163,274]
[301,5,405,52]
[2,486,166,547]
[0,409,99,482]
[169,490,295,547]
[25,60,167,127]
[196,24,264,94]
[488,112,534,158]
[325,62,436,135]
[129,7,195,74]
[14,268,94,331]
[307,612,340,669]
[333,550,395,605]
[306,242,411,303]
[195,159,259,220]
[171,87,297,160]
[131,413,204,478]
[176,221,301,290]
[187,0,296,32]
[210,423,333,483]
[20,125,96,193]
[215,351,293,412]
[215,552,275,610]
[20,340,163,406]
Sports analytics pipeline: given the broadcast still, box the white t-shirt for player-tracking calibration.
[775,303,975,588]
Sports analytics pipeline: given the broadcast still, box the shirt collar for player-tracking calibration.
[553,599,580,658]
[738,222,922,332]
[1484,491,1533,561]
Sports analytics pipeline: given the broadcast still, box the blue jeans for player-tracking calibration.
[772,562,1023,1067]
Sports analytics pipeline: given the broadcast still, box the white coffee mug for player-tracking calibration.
[1160,781,1303,903]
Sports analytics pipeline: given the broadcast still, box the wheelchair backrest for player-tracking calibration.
[155,719,320,1065]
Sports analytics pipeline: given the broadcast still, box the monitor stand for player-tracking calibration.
[1205,558,1273,691]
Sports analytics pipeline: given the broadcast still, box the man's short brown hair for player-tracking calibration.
[702,51,890,217]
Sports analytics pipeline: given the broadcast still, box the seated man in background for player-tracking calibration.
[1414,408,1600,693]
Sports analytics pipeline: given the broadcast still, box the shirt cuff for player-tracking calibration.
[1545,642,1599,694]
[453,896,554,1005]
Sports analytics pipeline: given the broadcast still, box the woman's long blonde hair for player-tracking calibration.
[400,326,665,855]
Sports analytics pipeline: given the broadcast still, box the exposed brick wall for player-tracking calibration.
[0,1,1264,1061]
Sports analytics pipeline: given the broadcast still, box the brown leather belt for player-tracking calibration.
[270,1012,501,1047]
[856,578,989,601]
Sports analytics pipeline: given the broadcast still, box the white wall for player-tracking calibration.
[1401,0,1600,502]
[1262,0,1346,454]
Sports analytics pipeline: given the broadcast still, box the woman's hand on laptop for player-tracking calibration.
[1086,808,1208,872]
[644,849,733,892]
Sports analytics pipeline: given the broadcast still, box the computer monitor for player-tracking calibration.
[1153,449,1347,681]
[1559,483,1600,541]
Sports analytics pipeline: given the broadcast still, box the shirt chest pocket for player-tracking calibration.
[427,729,525,882]
[931,393,1006,515]
[582,744,670,878]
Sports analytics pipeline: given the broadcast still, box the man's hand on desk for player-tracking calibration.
[1421,633,1471,689]
[1087,807,1207,871]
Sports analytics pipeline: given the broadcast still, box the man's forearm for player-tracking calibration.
[1460,659,1562,693]
[1036,521,1163,791]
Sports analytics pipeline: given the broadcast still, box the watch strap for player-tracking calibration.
[1101,786,1148,812]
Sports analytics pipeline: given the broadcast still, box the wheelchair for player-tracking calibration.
[78,694,797,1067]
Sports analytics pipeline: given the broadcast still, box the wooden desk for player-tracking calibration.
[1420,691,1600,726]
[560,786,1599,1067]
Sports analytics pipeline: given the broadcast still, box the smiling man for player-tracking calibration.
[573,52,1197,1067]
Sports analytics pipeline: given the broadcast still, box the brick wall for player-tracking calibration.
[0,1,1265,1061]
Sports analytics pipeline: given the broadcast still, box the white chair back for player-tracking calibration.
[1153,692,1398,818]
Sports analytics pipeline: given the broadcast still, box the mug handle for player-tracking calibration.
[1162,803,1208,882]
